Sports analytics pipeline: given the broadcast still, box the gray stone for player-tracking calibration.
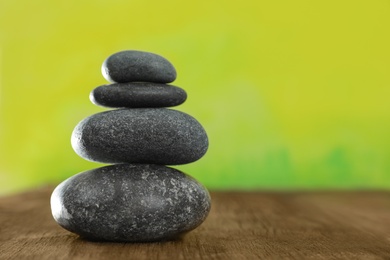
[90,83,187,108]
[50,164,211,242]
[71,108,208,165]
[102,50,176,83]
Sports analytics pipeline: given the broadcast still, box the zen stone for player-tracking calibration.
[90,83,187,108]
[102,50,176,83]
[71,108,208,165]
[50,164,211,242]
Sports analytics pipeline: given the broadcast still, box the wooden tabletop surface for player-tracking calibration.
[1,187,390,259]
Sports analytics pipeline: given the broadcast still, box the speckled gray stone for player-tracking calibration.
[50,164,211,242]
[102,50,176,83]
[71,108,208,165]
[90,83,187,108]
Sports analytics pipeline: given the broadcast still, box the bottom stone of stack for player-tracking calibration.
[50,164,211,242]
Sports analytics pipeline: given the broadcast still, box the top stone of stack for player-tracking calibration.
[102,50,177,83]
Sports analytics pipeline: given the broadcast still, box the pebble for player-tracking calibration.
[102,50,176,83]
[50,164,211,242]
[71,108,208,165]
[90,83,187,108]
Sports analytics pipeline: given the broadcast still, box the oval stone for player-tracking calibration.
[102,50,177,83]
[90,83,187,108]
[71,108,208,165]
[50,164,211,242]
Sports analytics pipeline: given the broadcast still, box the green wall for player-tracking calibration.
[1,1,390,194]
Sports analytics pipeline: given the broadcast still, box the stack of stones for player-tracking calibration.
[50,50,211,242]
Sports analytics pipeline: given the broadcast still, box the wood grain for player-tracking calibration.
[1,187,390,259]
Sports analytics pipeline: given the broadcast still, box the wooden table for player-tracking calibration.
[1,187,390,259]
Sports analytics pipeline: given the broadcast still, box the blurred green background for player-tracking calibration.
[1,1,390,195]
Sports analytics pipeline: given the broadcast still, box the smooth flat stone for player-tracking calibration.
[51,164,211,242]
[102,50,176,83]
[90,83,187,108]
[71,108,208,165]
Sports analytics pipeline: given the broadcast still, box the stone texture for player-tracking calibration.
[102,50,176,83]
[50,164,211,242]
[90,83,187,108]
[71,108,208,165]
